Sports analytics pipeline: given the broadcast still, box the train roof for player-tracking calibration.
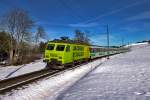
[48,41,90,46]
[48,41,121,49]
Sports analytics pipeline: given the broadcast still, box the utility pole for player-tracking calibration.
[106,25,110,59]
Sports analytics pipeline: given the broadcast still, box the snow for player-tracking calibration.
[0,58,106,100]
[125,42,148,48]
[55,44,150,100]
[130,42,148,46]
[1,43,150,100]
[0,59,46,80]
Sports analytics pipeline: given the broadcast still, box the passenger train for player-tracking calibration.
[43,41,128,69]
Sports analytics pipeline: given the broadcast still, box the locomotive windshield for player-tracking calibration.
[56,45,65,51]
[47,44,55,50]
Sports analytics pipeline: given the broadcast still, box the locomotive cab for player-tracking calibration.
[44,42,73,69]
[44,43,65,65]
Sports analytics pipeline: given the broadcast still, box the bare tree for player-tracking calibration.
[1,8,34,64]
[34,26,45,54]
[74,30,83,42]
[74,30,90,45]
[35,26,45,44]
[83,33,90,44]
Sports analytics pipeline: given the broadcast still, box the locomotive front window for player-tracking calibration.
[56,45,65,51]
[47,44,55,50]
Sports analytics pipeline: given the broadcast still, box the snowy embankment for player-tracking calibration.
[125,42,149,49]
[0,58,106,100]
[56,43,150,100]
[0,59,46,80]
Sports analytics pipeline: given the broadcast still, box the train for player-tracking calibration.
[43,41,129,69]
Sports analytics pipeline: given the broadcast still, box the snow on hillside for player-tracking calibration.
[129,42,148,46]
[125,42,149,48]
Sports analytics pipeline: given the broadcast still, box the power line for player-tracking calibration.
[80,0,149,24]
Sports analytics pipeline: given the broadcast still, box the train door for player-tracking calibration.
[64,45,72,64]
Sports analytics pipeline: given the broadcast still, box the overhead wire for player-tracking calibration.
[80,0,149,24]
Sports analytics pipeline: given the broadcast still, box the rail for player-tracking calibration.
[0,51,127,94]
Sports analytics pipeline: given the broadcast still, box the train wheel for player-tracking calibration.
[56,65,65,69]
[49,64,65,70]
[45,63,51,69]
[72,61,75,67]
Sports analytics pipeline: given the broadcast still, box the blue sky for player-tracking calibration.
[0,0,150,46]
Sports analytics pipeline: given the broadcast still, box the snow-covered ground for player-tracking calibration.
[1,43,150,100]
[0,58,106,100]
[0,59,46,80]
[56,44,150,100]
[128,42,148,46]
[125,42,148,48]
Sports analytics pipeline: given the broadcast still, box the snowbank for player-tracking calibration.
[0,59,46,80]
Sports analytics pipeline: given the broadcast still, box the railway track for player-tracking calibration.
[0,69,60,94]
[0,52,127,94]
[0,62,89,94]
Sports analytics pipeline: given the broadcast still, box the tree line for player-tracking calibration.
[0,8,45,65]
[0,8,90,65]
[53,30,90,45]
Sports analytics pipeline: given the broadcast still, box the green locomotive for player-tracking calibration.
[44,41,90,69]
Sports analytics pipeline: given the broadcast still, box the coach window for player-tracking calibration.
[66,45,70,52]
